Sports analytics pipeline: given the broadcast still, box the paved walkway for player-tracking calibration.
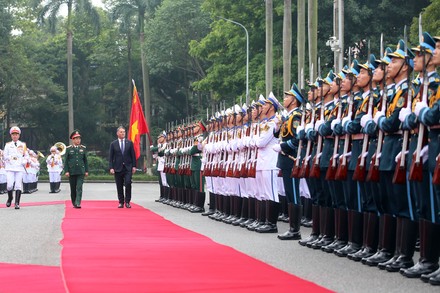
[0,182,437,293]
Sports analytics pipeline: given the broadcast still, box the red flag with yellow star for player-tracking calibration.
[129,80,150,160]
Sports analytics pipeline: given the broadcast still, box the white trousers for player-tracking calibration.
[7,171,23,191]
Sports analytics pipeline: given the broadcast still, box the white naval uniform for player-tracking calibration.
[4,140,29,191]
[46,152,63,183]
[255,118,279,202]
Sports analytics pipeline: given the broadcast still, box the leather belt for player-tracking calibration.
[385,130,403,136]
[429,125,440,130]
[351,133,364,140]
[324,135,334,139]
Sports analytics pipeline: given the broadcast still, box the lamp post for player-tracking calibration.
[219,17,249,105]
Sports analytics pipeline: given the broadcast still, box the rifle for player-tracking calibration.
[409,47,430,181]
[226,113,237,178]
[240,108,252,178]
[299,101,315,178]
[326,79,342,180]
[247,115,259,178]
[335,73,355,181]
[353,50,373,182]
[366,63,388,182]
[291,100,306,178]
[393,26,411,184]
[310,85,324,178]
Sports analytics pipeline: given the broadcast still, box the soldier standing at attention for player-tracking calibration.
[4,126,29,209]
[64,130,88,208]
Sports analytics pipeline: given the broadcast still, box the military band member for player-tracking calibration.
[274,83,304,240]
[4,126,29,209]
[47,146,63,193]
[64,130,88,208]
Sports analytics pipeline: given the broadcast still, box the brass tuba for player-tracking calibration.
[54,142,67,156]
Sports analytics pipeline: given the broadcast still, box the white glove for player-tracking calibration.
[394,150,409,163]
[360,113,372,128]
[305,123,314,133]
[414,101,428,117]
[362,152,368,158]
[272,144,281,153]
[342,116,351,127]
[197,136,203,143]
[333,154,339,160]
[373,111,385,124]
[314,119,324,131]
[316,152,322,159]
[149,145,154,150]
[153,154,158,159]
[343,151,352,159]
[399,107,412,123]
[331,118,341,131]
[420,145,429,164]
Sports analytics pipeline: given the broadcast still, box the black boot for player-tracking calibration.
[302,198,313,227]
[348,212,378,261]
[278,203,302,240]
[299,204,320,246]
[15,190,21,209]
[209,194,223,220]
[247,200,265,231]
[223,196,239,224]
[364,214,396,266]
[49,182,55,193]
[22,183,30,194]
[335,210,363,257]
[311,207,335,249]
[256,200,279,233]
[6,190,13,207]
[232,197,249,226]
[322,208,348,253]
[241,197,256,227]
[402,219,440,278]
[384,217,417,272]
[190,191,206,213]
[202,192,216,216]
[278,195,289,222]
[428,267,440,285]
[55,182,61,193]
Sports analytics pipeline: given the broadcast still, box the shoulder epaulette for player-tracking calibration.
[400,83,408,90]
[80,145,86,148]
[67,145,73,149]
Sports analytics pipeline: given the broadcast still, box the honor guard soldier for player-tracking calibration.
[305,71,338,249]
[4,126,29,209]
[362,40,416,272]
[411,33,440,287]
[399,32,440,283]
[151,131,168,202]
[273,83,304,240]
[361,47,399,267]
[321,68,350,254]
[64,130,88,208]
[188,120,207,213]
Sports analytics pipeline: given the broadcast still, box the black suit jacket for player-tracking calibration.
[109,139,136,172]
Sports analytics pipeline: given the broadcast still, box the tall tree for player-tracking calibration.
[297,0,305,89]
[32,0,100,138]
[111,0,160,171]
[266,0,273,96]
[308,0,317,80]
[283,0,292,91]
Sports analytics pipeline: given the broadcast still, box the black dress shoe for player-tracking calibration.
[118,203,124,208]
[125,202,131,208]
[73,205,81,209]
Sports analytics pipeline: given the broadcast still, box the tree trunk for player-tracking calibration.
[283,0,292,92]
[265,0,273,97]
[140,32,152,173]
[297,0,306,89]
[67,30,74,137]
[127,32,133,124]
[308,0,318,81]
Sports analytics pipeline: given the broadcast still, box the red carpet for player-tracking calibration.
[61,200,331,293]
[0,200,65,208]
[0,263,65,293]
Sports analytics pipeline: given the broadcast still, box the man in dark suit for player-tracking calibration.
[109,126,137,208]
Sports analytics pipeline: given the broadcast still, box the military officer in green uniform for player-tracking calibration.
[64,130,89,208]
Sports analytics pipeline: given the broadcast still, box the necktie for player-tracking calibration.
[120,140,124,153]
[15,142,17,147]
